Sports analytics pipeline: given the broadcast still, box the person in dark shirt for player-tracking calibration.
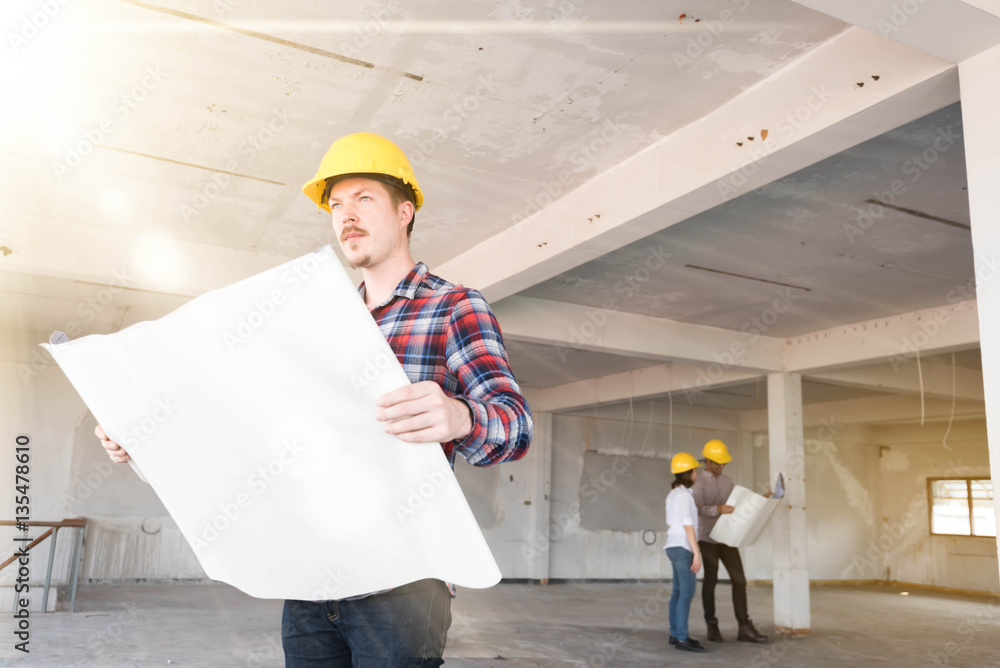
[691,439,768,644]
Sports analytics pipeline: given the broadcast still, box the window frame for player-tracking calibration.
[926,476,994,538]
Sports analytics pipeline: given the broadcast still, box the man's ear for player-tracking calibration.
[398,200,415,230]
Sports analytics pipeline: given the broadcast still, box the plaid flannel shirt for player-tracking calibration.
[360,261,533,467]
[333,262,531,602]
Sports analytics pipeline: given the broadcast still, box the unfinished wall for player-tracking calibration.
[453,447,537,579]
[0,337,205,590]
[457,401,882,583]
[545,403,744,580]
[868,418,998,592]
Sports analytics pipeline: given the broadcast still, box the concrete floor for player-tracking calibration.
[5,582,1000,667]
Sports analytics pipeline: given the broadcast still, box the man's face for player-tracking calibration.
[705,459,726,475]
[328,177,412,270]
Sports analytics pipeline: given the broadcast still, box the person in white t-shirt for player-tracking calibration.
[664,452,705,653]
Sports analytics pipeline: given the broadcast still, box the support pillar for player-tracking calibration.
[959,43,1000,569]
[734,430,756,492]
[767,373,810,635]
[525,412,552,583]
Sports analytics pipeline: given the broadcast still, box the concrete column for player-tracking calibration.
[734,430,756,491]
[959,43,1000,570]
[767,373,810,635]
[525,412,552,583]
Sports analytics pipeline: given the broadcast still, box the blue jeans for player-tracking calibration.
[281,579,451,667]
[666,547,696,641]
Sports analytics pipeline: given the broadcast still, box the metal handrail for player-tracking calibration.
[1,519,87,612]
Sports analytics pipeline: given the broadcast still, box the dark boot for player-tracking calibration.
[706,620,723,642]
[675,638,705,652]
[737,619,769,644]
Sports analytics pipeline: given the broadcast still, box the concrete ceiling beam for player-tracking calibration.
[783,299,980,373]
[506,298,980,413]
[434,27,956,302]
[498,296,978,376]
[791,0,1000,63]
[807,360,984,403]
[740,393,984,431]
[493,296,784,371]
[527,361,761,413]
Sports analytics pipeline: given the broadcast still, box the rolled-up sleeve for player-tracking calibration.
[445,289,532,467]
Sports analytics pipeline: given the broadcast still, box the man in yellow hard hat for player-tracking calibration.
[691,439,769,645]
[98,132,533,666]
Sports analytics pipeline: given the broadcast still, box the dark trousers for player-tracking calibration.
[699,540,749,626]
[281,578,451,667]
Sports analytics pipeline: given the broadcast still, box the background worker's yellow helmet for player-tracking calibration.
[301,132,424,213]
[702,439,732,464]
[671,452,701,475]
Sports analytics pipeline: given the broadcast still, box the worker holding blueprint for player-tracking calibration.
[691,439,770,646]
[93,132,534,666]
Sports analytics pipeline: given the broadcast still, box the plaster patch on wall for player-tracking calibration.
[818,441,874,526]
[880,448,910,473]
[868,487,931,583]
[579,451,670,531]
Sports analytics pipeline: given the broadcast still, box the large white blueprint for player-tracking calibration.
[709,474,785,548]
[41,245,501,599]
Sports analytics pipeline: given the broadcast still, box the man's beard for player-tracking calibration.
[349,254,373,270]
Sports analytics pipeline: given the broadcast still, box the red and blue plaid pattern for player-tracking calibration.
[361,262,532,467]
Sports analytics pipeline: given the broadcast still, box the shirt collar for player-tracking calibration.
[357,262,429,308]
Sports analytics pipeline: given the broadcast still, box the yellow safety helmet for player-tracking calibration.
[671,452,701,475]
[702,439,732,464]
[301,132,424,214]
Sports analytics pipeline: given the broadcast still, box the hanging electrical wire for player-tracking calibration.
[916,347,925,426]
[638,396,654,455]
[668,363,674,453]
[942,352,957,452]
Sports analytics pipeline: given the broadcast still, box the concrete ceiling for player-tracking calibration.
[0,0,848,274]
[520,103,972,337]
